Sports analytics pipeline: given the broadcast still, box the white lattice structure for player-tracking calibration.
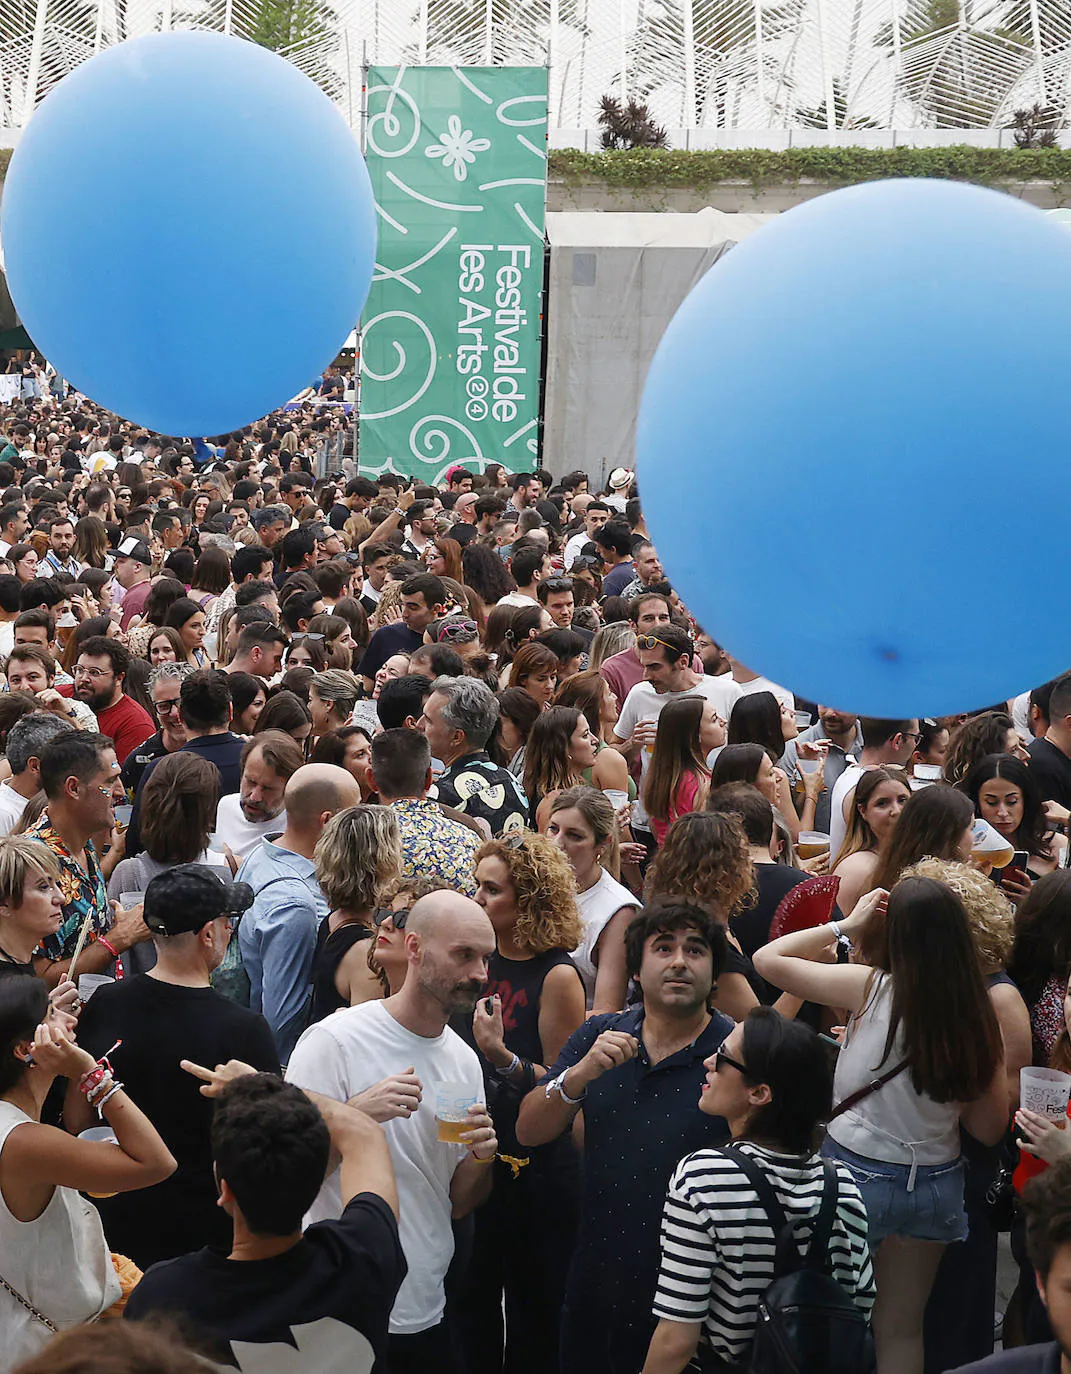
[0,0,1069,134]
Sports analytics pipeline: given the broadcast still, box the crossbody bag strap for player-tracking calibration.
[0,1271,58,1332]
[805,1160,841,1268]
[828,1060,909,1122]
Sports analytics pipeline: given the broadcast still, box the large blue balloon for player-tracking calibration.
[638,178,1071,717]
[1,33,375,435]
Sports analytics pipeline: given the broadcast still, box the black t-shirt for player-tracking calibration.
[120,731,168,797]
[329,501,351,531]
[124,1192,406,1370]
[1028,738,1071,810]
[731,864,811,966]
[76,975,279,1268]
[309,918,375,1025]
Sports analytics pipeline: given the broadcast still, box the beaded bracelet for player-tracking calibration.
[94,1081,124,1112]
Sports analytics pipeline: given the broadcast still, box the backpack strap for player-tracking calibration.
[718,1145,790,1237]
[805,1159,841,1270]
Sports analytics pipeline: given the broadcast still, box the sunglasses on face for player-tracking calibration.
[374,906,410,930]
[714,1048,750,1077]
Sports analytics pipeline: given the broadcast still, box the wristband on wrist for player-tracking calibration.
[78,1065,108,1097]
[495,1052,520,1077]
[94,1081,124,1111]
[85,1074,114,1106]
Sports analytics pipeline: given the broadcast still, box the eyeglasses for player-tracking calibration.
[292,633,325,642]
[901,731,922,745]
[636,633,681,654]
[74,666,111,680]
[373,905,410,930]
[714,1049,750,1077]
[153,698,182,716]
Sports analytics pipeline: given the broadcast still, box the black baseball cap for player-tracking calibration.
[115,536,152,566]
[143,864,254,936]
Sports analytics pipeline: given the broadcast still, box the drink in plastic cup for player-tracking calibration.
[1021,1067,1071,1127]
[798,758,821,775]
[603,789,630,812]
[77,973,114,1001]
[79,1126,119,1196]
[970,819,1015,872]
[112,804,132,831]
[794,711,813,730]
[797,831,831,861]
[435,1083,479,1144]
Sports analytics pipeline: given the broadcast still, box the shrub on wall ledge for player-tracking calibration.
[548,146,1071,194]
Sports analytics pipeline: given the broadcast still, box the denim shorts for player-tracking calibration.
[823,1138,967,1248]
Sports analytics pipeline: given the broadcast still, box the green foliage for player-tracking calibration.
[548,144,1071,196]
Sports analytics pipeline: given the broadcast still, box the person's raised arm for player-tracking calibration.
[515,1023,637,1148]
[358,487,415,556]
[8,1023,175,1199]
[751,889,883,1014]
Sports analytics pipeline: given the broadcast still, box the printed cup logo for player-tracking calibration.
[1021,1067,1071,1123]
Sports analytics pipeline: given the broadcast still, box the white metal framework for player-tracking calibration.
[0,0,1068,133]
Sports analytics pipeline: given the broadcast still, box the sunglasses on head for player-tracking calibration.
[636,633,681,654]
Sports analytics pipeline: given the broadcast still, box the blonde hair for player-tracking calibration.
[902,857,1014,973]
[0,835,61,909]
[372,581,405,632]
[315,805,402,913]
[475,831,583,954]
[311,669,362,718]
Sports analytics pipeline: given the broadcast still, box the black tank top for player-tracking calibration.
[309,917,375,1024]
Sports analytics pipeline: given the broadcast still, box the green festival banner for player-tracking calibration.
[358,66,548,483]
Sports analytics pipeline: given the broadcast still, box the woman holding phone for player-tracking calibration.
[962,754,1066,896]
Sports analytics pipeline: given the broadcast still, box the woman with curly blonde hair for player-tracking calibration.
[644,810,759,1022]
[462,829,587,1373]
[309,805,402,1021]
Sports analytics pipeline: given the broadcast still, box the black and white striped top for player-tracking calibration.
[652,1141,876,1364]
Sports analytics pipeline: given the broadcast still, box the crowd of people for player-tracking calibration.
[0,387,1068,1374]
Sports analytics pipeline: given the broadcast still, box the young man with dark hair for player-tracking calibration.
[377,674,433,732]
[227,622,288,682]
[500,543,548,607]
[359,573,446,689]
[0,571,21,657]
[516,903,732,1374]
[124,1067,404,1369]
[1029,673,1071,812]
[29,731,149,986]
[360,544,393,616]
[43,515,82,577]
[827,715,921,857]
[596,520,638,599]
[276,526,318,584]
[474,495,507,535]
[280,588,326,634]
[401,499,437,560]
[0,499,29,555]
[563,498,611,568]
[74,635,155,764]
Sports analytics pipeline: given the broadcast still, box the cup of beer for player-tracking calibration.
[435,1083,480,1144]
[796,832,831,861]
[969,819,1015,873]
[1021,1067,1071,1127]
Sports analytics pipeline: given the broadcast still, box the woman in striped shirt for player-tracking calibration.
[642,1008,875,1373]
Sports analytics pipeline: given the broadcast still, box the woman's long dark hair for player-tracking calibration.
[644,696,708,824]
[961,753,1055,860]
[727,691,783,762]
[944,711,1015,785]
[0,976,47,1095]
[1008,870,1071,1008]
[865,876,1002,1103]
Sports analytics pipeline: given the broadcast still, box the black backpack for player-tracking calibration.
[715,1147,876,1374]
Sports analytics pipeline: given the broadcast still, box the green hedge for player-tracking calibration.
[548,145,1071,191]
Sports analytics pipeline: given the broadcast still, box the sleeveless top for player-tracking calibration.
[0,1101,121,1365]
[309,917,376,1024]
[826,972,961,1175]
[581,741,638,801]
[571,867,640,1010]
[480,948,583,1155]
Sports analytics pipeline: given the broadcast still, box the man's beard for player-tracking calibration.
[77,686,114,714]
[418,958,484,1016]
[241,798,282,824]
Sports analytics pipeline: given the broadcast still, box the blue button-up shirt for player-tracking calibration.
[236,838,328,1063]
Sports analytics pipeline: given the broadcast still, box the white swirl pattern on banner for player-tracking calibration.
[358,311,436,421]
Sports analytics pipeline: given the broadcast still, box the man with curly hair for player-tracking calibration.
[515,901,733,1374]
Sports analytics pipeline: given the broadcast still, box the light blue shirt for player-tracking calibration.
[236,838,328,1063]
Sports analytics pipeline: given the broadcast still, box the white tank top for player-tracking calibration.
[571,868,639,1009]
[0,1101,121,1369]
[826,973,961,1176]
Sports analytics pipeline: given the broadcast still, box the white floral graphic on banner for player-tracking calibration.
[425,115,491,182]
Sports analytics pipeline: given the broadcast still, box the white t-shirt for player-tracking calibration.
[733,675,795,712]
[563,531,593,568]
[286,999,484,1335]
[615,675,741,830]
[496,592,538,608]
[0,781,27,837]
[828,763,865,860]
[572,867,640,1009]
[214,792,287,861]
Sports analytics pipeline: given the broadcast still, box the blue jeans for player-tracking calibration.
[823,1138,967,1248]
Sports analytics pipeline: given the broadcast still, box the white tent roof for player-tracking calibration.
[545,207,773,248]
